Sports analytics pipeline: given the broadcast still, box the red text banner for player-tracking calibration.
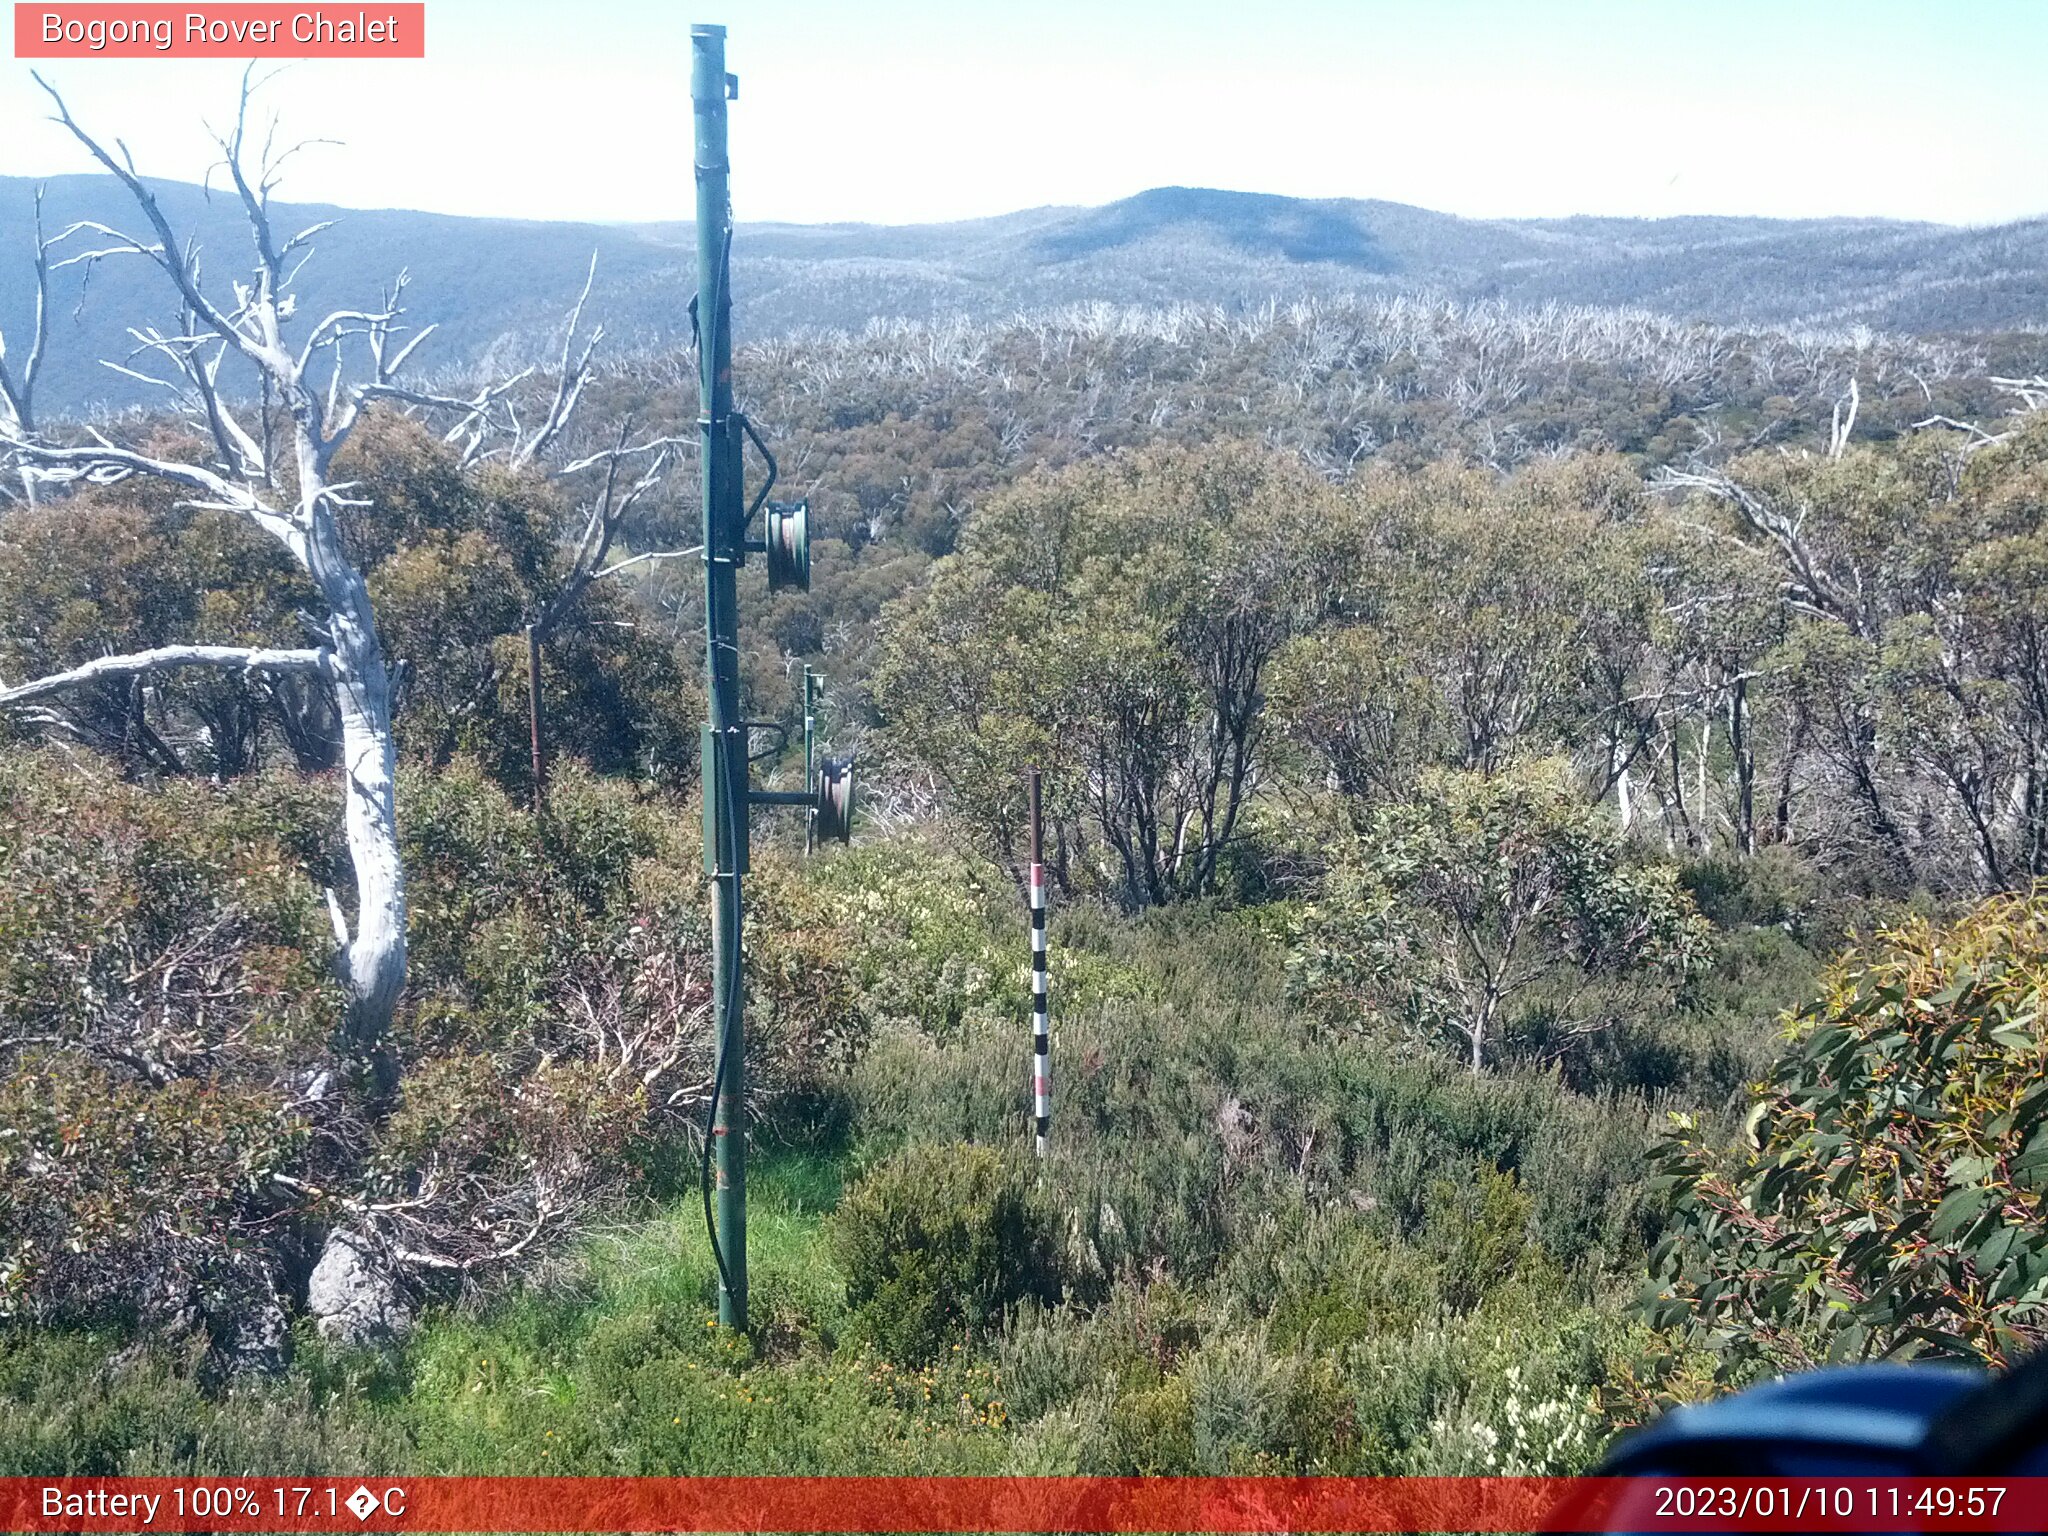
[4,1477,2048,1533]
[14,5,425,58]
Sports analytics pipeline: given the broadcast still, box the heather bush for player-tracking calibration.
[831,1142,1062,1365]
[0,754,338,1340]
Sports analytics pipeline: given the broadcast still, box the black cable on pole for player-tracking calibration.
[700,759,743,1310]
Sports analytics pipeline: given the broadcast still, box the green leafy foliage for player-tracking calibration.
[0,753,338,1334]
[14,257,2048,1480]
[1648,890,2048,1377]
[808,839,1023,1041]
[0,842,1720,1473]
[0,751,861,1341]
[0,414,698,794]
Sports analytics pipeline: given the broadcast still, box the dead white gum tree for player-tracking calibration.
[0,186,52,504]
[0,74,692,1059]
[0,74,431,1049]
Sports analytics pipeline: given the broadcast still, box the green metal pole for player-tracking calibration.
[693,21,746,1333]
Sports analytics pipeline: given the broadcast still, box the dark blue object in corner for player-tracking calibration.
[1600,1364,1987,1477]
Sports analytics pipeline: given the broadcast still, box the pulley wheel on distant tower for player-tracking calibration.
[765,499,810,592]
[815,756,854,844]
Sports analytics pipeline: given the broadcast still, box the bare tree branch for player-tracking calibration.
[510,251,602,471]
[12,73,653,1047]
[1992,375,2048,413]
[1909,413,2008,448]
[1827,376,1860,460]
[33,71,292,381]
[359,369,534,466]
[15,71,415,1044]
[1657,463,1868,636]
[0,644,327,707]
[590,545,703,581]
[0,431,301,545]
[533,426,680,638]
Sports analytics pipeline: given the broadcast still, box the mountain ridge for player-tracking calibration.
[5,175,2046,417]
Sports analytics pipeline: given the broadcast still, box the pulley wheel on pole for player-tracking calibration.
[766,499,810,592]
[815,756,855,844]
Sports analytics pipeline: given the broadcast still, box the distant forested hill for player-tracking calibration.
[4,176,2047,416]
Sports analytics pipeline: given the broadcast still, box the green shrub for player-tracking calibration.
[1421,1162,1540,1313]
[0,751,342,1060]
[0,754,335,1336]
[811,839,1021,1041]
[830,1143,1061,1365]
[1105,1371,1196,1474]
[1000,1393,1114,1474]
[0,747,860,1344]
[1678,844,1919,958]
[1185,1329,1295,1472]
[1680,845,1822,931]
[0,1064,303,1335]
[1260,1215,1438,1355]
[1649,889,2048,1376]
[1342,1286,1633,1474]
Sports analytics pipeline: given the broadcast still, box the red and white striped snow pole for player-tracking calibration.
[1028,766,1050,1158]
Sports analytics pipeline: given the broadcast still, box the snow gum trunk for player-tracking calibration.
[305,491,407,1045]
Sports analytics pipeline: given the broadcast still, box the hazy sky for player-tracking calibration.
[2,0,2043,227]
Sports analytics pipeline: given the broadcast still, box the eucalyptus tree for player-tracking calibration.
[0,78,437,1045]
[1291,760,1708,1075]
[877,443,1343,906]
[0,185,52,501]
[1661,416,2048,891]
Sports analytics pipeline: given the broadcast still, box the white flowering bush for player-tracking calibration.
[1426,1367,1602,1474]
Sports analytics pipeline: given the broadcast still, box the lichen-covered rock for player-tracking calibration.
[225,1294,292,1374]
[306,1229,411,1345]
